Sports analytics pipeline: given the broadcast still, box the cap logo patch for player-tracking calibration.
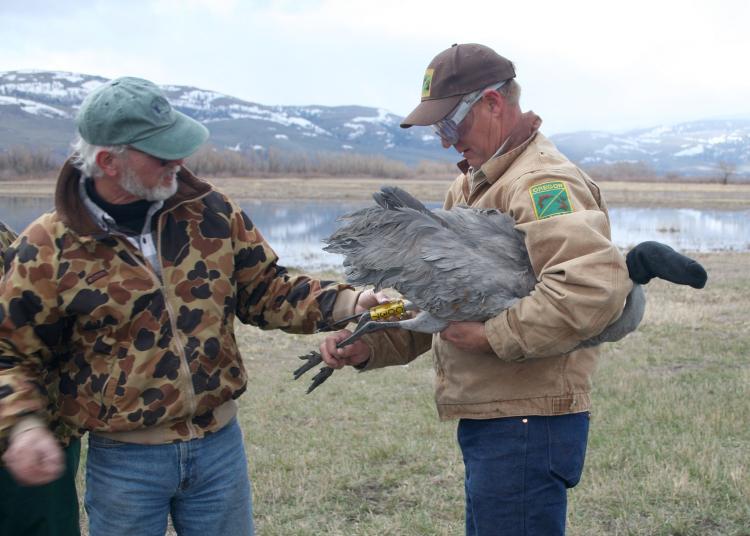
[151,96,171,118]
[529,181,574,220]
[421,68,435,98]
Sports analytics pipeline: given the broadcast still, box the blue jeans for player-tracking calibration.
[85,418,253,536]
[457,412,590,536]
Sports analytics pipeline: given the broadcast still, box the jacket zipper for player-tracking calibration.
[118,236,198,438]
[150,191,213,438]
[96,189,212,439]
[156,222,199,439]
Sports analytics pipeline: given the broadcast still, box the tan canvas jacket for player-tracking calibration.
[361,121,632,420]
[0,162,359,444]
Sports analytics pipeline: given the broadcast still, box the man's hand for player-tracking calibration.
[2,427,64,486]
[320,329,371,369]
[440,321,493,353]
[354,289,389,314]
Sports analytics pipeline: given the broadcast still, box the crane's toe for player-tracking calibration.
[293,351,324,380]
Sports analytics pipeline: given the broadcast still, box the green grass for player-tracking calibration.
[77,252,750,535]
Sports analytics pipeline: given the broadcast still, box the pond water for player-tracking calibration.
[0,197,747,271]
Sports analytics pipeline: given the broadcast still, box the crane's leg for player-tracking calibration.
[293,303,445,394]
[576,284,646,349]
[335,311,448,347]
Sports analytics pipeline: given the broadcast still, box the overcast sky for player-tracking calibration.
[1,0,748,135]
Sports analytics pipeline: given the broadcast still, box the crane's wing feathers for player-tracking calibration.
[373,186,432,213]
[324,187,537,322]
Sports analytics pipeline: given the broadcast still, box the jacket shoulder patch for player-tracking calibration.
[529,181,574,220]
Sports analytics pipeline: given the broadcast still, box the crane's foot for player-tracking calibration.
[293,351,323,379]
[307,366,334,394]
[293,351,335,393]
[293,300,415,393]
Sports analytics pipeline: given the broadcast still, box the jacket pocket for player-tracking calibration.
[547,412,590,488]
[99,349,125,415]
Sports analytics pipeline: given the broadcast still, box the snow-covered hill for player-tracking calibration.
[1,70,748,176]
[0,70,445,164]
[550,120,750,176]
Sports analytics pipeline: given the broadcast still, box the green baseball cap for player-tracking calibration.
[76,77,209,160]
[401,43,516,128]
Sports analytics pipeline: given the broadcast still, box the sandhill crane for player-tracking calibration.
[294,187,707,392]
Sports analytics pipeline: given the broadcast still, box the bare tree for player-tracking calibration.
[717,160,736,185]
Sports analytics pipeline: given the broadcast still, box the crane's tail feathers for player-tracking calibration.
[626,241,707,288]
[373,186,430,213]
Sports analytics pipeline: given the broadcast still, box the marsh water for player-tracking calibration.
[0,197,747,271]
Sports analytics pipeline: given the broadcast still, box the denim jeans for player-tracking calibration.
[457,412,590,536]
[85,418,253,536]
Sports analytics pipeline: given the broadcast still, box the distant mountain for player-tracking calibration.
[1,70,748,176]
[550,120,750,176]
[0,70,448,165]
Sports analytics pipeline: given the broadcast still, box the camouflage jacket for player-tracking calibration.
[0,221,18,452]
[0,161,358,443]
[0,221,15,261]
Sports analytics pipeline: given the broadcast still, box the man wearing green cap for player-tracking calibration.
[320,44,632,535]
[0,76,378,536]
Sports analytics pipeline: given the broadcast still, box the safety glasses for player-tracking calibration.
[431,80,508,146]
[127,146,172,167]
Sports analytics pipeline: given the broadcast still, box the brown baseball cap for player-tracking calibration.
[401,43,516,128]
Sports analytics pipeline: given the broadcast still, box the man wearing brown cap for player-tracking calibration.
[321,43,632,535]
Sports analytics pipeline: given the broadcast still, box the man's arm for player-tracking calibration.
[439,321,492,353]
[2,425,63,486]
[481,171,632,361]
[224,199,364,333]
[321,327,433,371]
[0,228,62,447]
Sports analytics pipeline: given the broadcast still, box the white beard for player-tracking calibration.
[120,166,180,201]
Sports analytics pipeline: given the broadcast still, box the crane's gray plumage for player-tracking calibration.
[294,186,707,392]
[326,187,537,330]
[326,185,640,348]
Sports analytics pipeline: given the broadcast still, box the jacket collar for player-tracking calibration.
[78,177,165,238]
[55,158,212,236]
[456,111,543,183]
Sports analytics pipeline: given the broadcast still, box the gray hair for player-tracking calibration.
[70,136,127,178]
[498,79,521,107]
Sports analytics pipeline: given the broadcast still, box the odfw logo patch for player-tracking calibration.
[421,69,435,98]
[529,181,574,220]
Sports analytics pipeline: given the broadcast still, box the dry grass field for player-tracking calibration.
[3,176,750,208]
[234,252,750,535]
[69,252,750,536]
